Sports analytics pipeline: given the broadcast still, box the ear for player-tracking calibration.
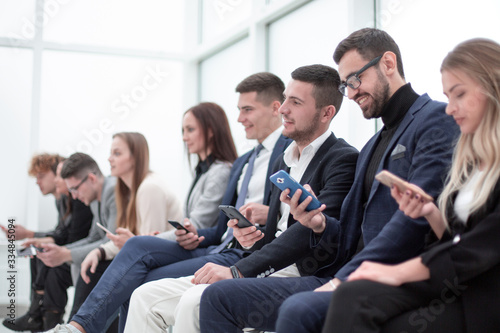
[87,173,98,184]
[271,100,281,115]
[380,51,398,77]
[321,105,337,123]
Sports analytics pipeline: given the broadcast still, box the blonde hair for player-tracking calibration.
[438,38,500,222]
[113,132,150,234]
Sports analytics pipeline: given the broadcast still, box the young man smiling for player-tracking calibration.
[121,64,358,333]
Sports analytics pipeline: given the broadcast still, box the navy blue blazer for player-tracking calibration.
[235,133,359,277]
[197,134,292,247]
[312,94,460,280]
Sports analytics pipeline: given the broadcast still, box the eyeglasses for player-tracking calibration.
[68,174,89,195]
[338,56,382,97]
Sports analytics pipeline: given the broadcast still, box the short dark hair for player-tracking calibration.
[235,72,285,104]
[61,152,102,179]
[291,64,343,115]
[333,28,405,79]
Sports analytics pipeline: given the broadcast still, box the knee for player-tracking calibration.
[130,282,154,306]
[283,292,317,315]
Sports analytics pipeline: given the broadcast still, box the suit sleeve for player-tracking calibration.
[421,202,500,286]
[335,109,459,280]
[236,145,358,278]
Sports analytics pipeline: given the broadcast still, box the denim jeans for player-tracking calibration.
[71,236,244,333]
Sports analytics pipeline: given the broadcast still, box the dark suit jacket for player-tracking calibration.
[197,134,292,247]
[420,179,500,332]
[312,94,460,280]
[235,133,359,277]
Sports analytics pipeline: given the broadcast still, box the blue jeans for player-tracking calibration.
[199,276,329,332]
[71,236,244,333]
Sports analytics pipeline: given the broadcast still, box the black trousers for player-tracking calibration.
[30,257,72,313]
[322,280,465,333]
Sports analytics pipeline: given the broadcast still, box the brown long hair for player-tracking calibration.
[184,102,237,164]
[113,132,150,234]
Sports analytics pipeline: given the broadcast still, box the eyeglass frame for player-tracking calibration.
[338,55,382,97]
[68,174,90,195]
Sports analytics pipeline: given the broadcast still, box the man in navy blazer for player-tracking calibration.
[199,28,461,333]
[48,72,293,333]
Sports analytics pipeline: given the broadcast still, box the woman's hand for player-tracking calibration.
[107,228,134,249]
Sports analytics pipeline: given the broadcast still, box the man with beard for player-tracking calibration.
[198,28,460,333]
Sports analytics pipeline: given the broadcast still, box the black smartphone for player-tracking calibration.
[168,220,190,233]
[16,244,43,256]
[218,205,253,228]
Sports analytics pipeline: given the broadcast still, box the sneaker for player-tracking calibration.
[43,323,81,333]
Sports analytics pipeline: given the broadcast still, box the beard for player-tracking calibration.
[284,109,322,146]
[361,70,391,119]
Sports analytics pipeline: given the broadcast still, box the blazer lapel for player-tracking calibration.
[299,133,337,185]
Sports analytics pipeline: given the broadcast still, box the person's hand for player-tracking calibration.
[1,224,34,240]
[281,185,327,233]
[390,185,436,219]
[239,203,269,225]
[192,263,235,285]
[22,237,54,248]
[176,220,204,250]
[37,243,71,267]
[230,219,264,248]
[347,261,402,286]
[315,278,342,292]
[80,248,101,284]
[107,228,134,249]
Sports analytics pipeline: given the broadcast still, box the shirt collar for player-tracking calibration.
[260,126,284,153]
[284,130,332,167]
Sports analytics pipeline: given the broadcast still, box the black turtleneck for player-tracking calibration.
[362,83,419,204]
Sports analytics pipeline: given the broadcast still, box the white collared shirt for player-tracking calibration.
[275,130,332,236]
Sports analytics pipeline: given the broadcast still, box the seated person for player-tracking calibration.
[2,154,92,331]
[323,38,500,333]
[43,72,292,333]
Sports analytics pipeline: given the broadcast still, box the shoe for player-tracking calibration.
[2,312,43,332]
[43,323,81,333]
[43,311,64,330]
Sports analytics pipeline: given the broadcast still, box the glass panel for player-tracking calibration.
[201,0,252,43]
[269,0,374,150]
[199,38,253,154]
[0,47,33,231]
[0,0,36,40]
[379,0,500,104]
[39,50,186,193]
[43,0,184,52]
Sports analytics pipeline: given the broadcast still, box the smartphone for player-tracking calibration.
[168,220,190,233]
[96,222,115,235]
[269,170,322,211]
[16,244,41,257]
[375,170,433,201]
[218,205,254,228]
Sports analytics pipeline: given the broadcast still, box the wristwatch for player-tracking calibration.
[230,265,241,279]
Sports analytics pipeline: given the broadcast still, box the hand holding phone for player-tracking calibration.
[168,220,190,233]
[269,170,322,211]
[96,222,115,235]
[218,205,254,228]
[16,244,44,257]
[375,170,433,201]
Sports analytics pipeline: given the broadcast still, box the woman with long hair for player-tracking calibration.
[322,38,500,332]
